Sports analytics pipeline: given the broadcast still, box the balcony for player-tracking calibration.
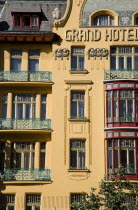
[0,71,52,82]
[108,164,136,175]
[107,115,135,123]
[0,118,51,130]
[104,69,138,80]
[0,168,51,181]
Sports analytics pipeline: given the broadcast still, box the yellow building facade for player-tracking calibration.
[0,0,138,209]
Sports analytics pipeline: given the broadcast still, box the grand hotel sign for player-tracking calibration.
[65,28,138,41]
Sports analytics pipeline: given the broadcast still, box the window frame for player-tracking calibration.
[70,91,85,119]
[10,50,22,72]
[26,194,41,210]
[70,193,83,209]
[107,139,136,174]
[28,50,40,72]
[90,9,117,26]
[13,13,40,28]
[93,14,114,26]
[70,139,86,170]
[71,47,85,71]
[11,142,35,169]
[0,194,15,210]
[110,46,138,70]
[106,89,137,123]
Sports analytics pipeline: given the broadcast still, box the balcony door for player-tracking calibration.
[12,94,36,119]
[11,143,35,169]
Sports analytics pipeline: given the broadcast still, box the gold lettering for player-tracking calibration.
[119,29,126,41]
[79,29,85,41]
[94,29,101,41]
[72,29,79,41]
[134,29,138,41]
[65,30,72,41]
[113,29,119,41]
[105,29,112,41]
[127,28,134,41]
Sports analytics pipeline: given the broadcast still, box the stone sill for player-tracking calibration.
[69,70,88,74]
[68,118,89,122]
[1,180,52,185]
[68,169,90,172]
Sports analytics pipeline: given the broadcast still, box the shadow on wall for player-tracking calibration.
[0,21,10,31]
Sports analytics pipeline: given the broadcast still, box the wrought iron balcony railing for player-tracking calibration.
[108,164,136,174]
[0,118,51,130]
[104,69,138,80]
[0,168,51,181]
[0,71,52,82]
[107,115,134,123]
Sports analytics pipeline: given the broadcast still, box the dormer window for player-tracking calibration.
[135,17,138,25]
[93,15,114,26]
[13,13,40,27]
[90,10,118,26]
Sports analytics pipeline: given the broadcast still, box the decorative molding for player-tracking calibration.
[53,0,73,27]
[79,0,87,27]
[54,48,70,60]
[65,80,92,84]
[88,85,92,91]
[89,95,92,165]
[64,96,67,165]
[88,48,108,60]
[64,85,70,91]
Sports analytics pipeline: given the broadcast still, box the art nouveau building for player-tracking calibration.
[0,0,138,209]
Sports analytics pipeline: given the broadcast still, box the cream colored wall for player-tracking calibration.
[1,0,138,209]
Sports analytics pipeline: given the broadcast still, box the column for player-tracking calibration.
[22,49,28,71]
[5,140,11,168]
[35,142,40,168]
[36,94,41,118]
[7,93,12,118]
[4,49,10,71]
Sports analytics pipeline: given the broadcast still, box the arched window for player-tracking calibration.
[93,15,114,26]
[90,10,118,26]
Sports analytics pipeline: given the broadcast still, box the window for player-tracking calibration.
[41,95,47,119]
[12,94,36,119]
[71,47,85,71]
[40,142,46,169]
[124,194,137,209]
[93,15,114,26]
[107,139,136,174]
[11,50,22,71]
[23,15,30,26]
[70,194,83,209]
[13,14,39,27]
[26,194,41,210]
[110,47,138,70]
[70,140,86,169]
[1,93,47,120]
[10,142,46,169]
[71,91,85,119]
[28,50,40,72]
[0,194,15,210]
[0,142,6,171]
[11,142,35,169]
[106,90,137,123]
[32,16,38,26]
[135,16,138,25]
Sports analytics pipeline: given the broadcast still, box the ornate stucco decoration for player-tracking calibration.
[53,0,73,27]
[54,48,70,60]
[88,48,108,60]
[52,8,61,20]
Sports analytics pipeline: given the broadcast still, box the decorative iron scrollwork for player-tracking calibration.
[88,48,108,60]
[54,48,70,60]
